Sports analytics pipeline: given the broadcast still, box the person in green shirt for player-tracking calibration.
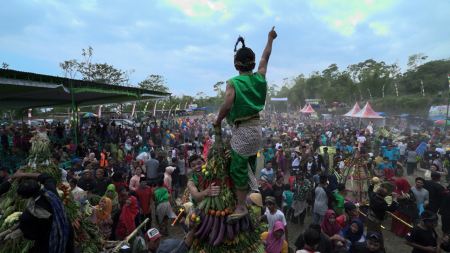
[213,27,278,224]
[333,183,346,216]
[154,179,177,235]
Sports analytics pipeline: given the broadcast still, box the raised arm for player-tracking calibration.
[257,27,277,77]
[213,84,235,127]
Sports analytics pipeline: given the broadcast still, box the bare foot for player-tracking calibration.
[226,205,248,224]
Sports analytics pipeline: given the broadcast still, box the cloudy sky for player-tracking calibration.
[1,0,449,96]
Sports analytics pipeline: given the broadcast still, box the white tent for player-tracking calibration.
[343,103,361,117]
[352,102,386,127]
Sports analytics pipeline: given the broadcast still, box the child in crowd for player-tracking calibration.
[154,179,177,236]
[282,184,293,221]
[135,177,154,233]
[333,183,345,216]
[125,151,133,171]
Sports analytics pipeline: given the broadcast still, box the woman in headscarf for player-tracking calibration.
[264,148,275,165]
[93,147,101,161]
[276,147,287,174]
[103,184,119,217]
[68,139,76,153]
[124,139,132,154]
[114,196,140,240]
[320,210,343,252]
[85,197,113,240]
[202,136,211,162]
[336,219,365,252]
[260,221,288,253]
[415,142,428,158]
[391,178,413,237]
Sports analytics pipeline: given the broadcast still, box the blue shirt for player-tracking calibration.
[377,163,395,174]
[381,146,400,161]
[260,168,274,186]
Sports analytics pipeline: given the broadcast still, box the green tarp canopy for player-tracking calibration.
[0,69,170,109]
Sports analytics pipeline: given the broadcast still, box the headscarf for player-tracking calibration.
[266,148,275,163]
[103,184,118,200]
[341,219,364,252]
[164,166,175,188]
[393,178,411,195]
[415,142,428,157]
[265,221,285,253]
[122,196,139,232]
[89,152,97,162]
[320,210,342,238]
[95,197,112,225]
[327,174,338,192]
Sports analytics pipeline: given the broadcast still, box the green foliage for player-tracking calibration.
[138,75,169,93]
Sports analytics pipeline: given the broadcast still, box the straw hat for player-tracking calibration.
[294,147,301,154]
[249,193,263,207]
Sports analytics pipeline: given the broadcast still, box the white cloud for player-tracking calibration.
[236,23,253,32]
[369,22,389,35]
[165,0,227,17]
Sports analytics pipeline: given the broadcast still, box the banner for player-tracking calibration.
[116,104,120,114]
[152,100,159,117]
[323,99,326,105]
[421,80,425,96]
[131,102,136,117]
[429,105,450,117]
[270,98,288,101]
[143,101,149,113]
[168,104,177,118]
[184,102,188,109]
[161,102,166,111]
[97,105,102,118]
[395,83,398,96]
[28,109,31,125]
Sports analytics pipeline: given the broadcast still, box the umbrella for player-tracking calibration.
[332,102,338,106]
[435,120,450,125]
[82,113,98,118]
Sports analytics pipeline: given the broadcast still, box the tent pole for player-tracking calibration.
[70,82,78,146]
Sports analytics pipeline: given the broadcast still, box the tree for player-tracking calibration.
[59,46,135,86]
[407,53,428,71]
[138,75,169,92]
[2,62,9,69]
[213,81,225,97]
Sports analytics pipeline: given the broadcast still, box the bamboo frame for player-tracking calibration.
[112,218,150,253]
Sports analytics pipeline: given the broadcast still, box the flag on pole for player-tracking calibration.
[395,83,398,96]
[143,101,149,113]
[97,105,102,118]
[448,74,450,92]
[152,100,159,117]
[161,102,166,111]
[116,104,120,114]
[131,102,136,117]
[421,80,425,96]
[184,102,188,109]
[382,84,385,98]
[28,109,32,125]
[71,110,74,123]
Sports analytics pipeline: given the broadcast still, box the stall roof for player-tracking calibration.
[376,112,389,116]
[398,114,413,117]
[0,69,170,110]
[431,117,446,121]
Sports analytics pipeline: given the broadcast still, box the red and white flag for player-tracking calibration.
[152,100,159,117]
[130,102,136,117]
[184,102,188,109]
[116,104,120,114]
[97,105,102,118]
[161,102,166,111]
[28,109,32,125]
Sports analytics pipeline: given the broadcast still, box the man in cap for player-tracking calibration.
[424,172,445,213]
[92,168,112,196]
[71,158,84,178]
[366,179,398,253]
[291,147,302,174]
[353,231,383,253]
[258,196,289,242]
[405,210,441,253]
[336,202,360,228]
[140,228,162,253]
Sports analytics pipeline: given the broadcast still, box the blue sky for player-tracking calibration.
[1,0,449,97]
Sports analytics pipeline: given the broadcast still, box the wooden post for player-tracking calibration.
[112,218,149,253]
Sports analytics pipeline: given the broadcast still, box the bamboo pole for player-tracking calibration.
[387,211,413,228]
[112,218,150,253]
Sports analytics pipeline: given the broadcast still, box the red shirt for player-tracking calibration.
[152,127,159,135]
[135,186,154,214]
[336,214,359,228]
[125,155,133,163]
